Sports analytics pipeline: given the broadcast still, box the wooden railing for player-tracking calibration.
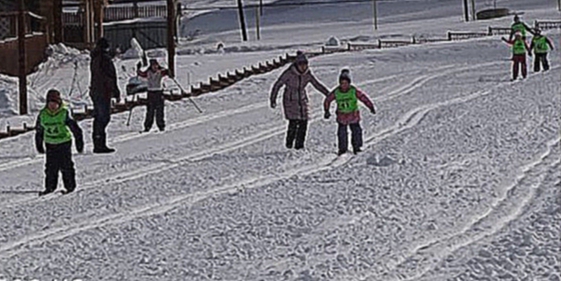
[63,5,167,25]
[535,20,561,30]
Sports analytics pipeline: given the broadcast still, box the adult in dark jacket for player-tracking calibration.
[90,37,119,153]
[270,52,330,149]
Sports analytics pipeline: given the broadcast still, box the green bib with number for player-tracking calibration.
[512,39,526,55]
[335,86,358,114]
[533,36,549,54]
[40,106,72,144]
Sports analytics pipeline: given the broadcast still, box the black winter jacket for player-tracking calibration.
[90,47,119,101]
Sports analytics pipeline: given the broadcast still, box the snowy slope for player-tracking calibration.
[1,32,560,279]
[0,0,560,280]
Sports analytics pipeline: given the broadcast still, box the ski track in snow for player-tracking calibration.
[0,61,490,210]
[379,138,560,281]
[0,61,527,260]
[339,66,561,281]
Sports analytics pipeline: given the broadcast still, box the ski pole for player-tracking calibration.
[171,77,203,113]
[126,106,134,126]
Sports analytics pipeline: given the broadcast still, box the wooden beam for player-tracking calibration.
[93,0,104,41]
[18,0,27,115]
[167,0,176,76]
[84,0,93,46]
[54,0,63,43]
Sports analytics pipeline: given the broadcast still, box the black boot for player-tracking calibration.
[38,189,55,196]
[93,134,115,154]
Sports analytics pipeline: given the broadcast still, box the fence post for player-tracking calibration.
[18,0,27,115]
[167,0,176,77]
[470,0,476,21]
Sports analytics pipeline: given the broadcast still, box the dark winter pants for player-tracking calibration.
[144,90,165,131]
[512,55,527,80]
[338,122,363,153]
[91,95,111,148]
[45,141,76,192]
[286,119,308,149]
[534,53,550,72]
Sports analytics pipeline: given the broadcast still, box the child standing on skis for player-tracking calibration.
[529,28,555,72]
[502,32,531,81]
[137,59,170,132]
[35,89,84,196]
[324,69,376,155]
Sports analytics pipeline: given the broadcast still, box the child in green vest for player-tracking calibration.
[502,32,531,81]
[35,89,84,196]
[529,29,555,72]
[324,69,376,155]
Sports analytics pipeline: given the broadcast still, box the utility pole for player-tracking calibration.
[255,4,260,40]
[463,0,469,21]
[236,0,248,41]
[167,0,176,76]
[471,0,476,21]
[372,0,378,31]
[18,0,27,115]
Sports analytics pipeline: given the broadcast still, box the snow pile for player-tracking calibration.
[0,75,17,117]
[0,43,91,122]
[325,36,341,47]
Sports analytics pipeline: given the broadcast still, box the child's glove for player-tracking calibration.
[136,62,142,71]
[324,111,331,119]
[270,101,277,109]
[36,145,45,154]
[76,139,84,153]
[370,107,376,114]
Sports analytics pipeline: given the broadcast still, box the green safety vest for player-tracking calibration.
[511,23,526,36]
[512,39,527,55]
[39,106,72,144]
[335,86,358,114]
[532,36,549,54]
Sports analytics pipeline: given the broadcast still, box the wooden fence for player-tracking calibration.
[448,31,489,41]
[488,26,511,36]
[535,20,561,30]
[0,33,48,76]
[62,5,167,25]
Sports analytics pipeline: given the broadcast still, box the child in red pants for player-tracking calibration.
[324,69,376,155]
[502,32,531,81]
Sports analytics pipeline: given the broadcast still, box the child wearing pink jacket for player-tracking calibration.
[324,69,376,155]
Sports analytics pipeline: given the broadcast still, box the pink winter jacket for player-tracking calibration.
[270,64,329,120]
[324,86,375,125]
